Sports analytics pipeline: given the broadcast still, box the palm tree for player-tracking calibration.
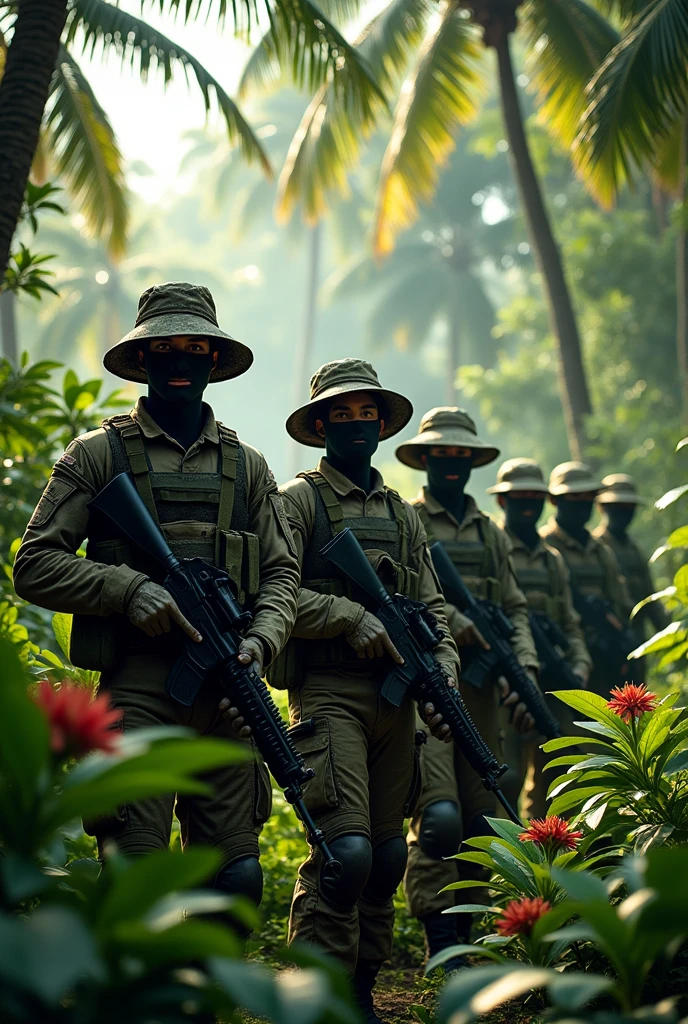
[243,0,620,459]
[0,0,380,281]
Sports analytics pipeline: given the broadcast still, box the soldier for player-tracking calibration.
[395,408,539,965]
[14,282,300,917]
[594,473,669,637]
[270,360,459,1023]
[541,462,632,698]
[487,458,592,818]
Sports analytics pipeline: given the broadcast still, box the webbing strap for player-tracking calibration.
[413,499,433,541]
[299,470,345,533]
[216,424,239,564]
[385,487,408,565]
[109,414,159,524]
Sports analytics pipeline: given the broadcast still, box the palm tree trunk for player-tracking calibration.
[0,0,69,282]
[0,289,18,363]
[289,223,322,477]
[447,294,461,404]
[493,32,592,460]
[676,118,688,421]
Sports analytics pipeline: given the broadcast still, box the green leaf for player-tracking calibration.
[51,612,72,659]
[209,957,281,1020]
[548,971,615,1010]
[542,753,592,770]
[664,749,688,775]
[438,965,555,1023]
[0,640,50,816]
[630,586,676,619]
[425,944,506,974]
[673,563,688,602]
[656,484,688,510]
[630,620,688,659]
[631,823,675,854]
[112,918,240,967]
[549,785,611,817]
[666,525,688,549]
[541,735,608,753]
[550,689,625,730]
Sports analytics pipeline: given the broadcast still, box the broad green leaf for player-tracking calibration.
[548,971,615,1010]
[484,817,529,848]
[674,563,688,601]
[0,640,50,815]
[543,754,591,771]
[631,823,674,854]
[209,957,281,1020]
[568,754,624,773]
[112,918,240,966]
[630,587,676,619]
[51,612,72,659]
[666,526,688,549]
[487,843,537,894]
[453,851,495,870]
[656,484,688,510]
[530,901,576,944]
[541,735,608,753]
[438,964,555,1022]
[664,749,688,775]
[676,437,688,450]
[630,621,688,658]
[549,785,611,817]
[551,689,624,730]
[425,943,506,974]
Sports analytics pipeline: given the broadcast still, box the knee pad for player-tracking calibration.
[319,834,372,911]
[418,800,462,861]
[363,836,408,903]
[464,813,490,842]
[214,855,263,908]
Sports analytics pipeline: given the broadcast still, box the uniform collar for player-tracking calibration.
[543,517,597,555]
[418,487,482,528]
[316,456,386,498]
[132,396,219,444]
[505,525,547,558]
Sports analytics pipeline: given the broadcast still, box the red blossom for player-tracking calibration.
[519,814,583,852]
[33,681,122,757]
[606,683,658,723]
[496,897,552,937]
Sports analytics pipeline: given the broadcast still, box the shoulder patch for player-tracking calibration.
[55,452,77,469]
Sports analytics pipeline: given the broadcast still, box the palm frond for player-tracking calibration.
[43,46,128,258]
[366,261,451,350]
[238,29,283,96]
[652,123,682,194]
[522,0,619,150]
[374,6,484,256]
[67,0,271,176]
[274,0,430,223]
[576,0,688,205]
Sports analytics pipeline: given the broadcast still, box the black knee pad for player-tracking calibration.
[319,834,372,911]
[363,836,408,903]
[418,800,462,861]
[213,855,263,908]
[464,813,491,842]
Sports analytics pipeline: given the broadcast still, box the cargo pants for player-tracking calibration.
[404,679,502,919]
[287,667,419,972]
[86,649,272,865]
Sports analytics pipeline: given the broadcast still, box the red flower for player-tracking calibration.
[34,681,122,758]
[606,683,658,723]
[519,814,583,852]
[496,897,552,937]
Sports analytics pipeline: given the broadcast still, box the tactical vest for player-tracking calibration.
[557,548,607,599]
[267,470,419,687]
[602,534,644,605]
[414,501,502,603]
[69,413,260,672]
[510,544,567,623]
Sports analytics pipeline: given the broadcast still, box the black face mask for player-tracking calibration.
[604,505,636,535]
[504,497,545,536]
[324,419,381,464]
[556,499,594,535]
[425,455,473,496]
[144,348,214,405]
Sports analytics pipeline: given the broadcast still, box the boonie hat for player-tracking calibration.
[286,358,413,448]
[487,458,548,494]
[596,473,646,505]
[395,407,500,471]
[548,461,604,496]
[103,282,253,384]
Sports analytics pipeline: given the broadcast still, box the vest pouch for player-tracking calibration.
[266,638,304,690]
[220,530,245,601]
[373,551,420,601]
[69,538,131,672]
[242,531,260,600]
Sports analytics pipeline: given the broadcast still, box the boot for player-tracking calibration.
[352,960,385,1024]
[420,911,469,974]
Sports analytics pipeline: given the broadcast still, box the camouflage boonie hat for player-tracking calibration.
[103,282,253,384]
[548,461,604,496]
[487,458,548,494]
[286,358,413,447]
[395,407,500,470]
[596,473,646,505]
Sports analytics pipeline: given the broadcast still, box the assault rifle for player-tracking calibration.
[429,542,561,740]
[570,588,635,683]
[89,472,340,874]
[529,612,582,691]
[320,527,520,825]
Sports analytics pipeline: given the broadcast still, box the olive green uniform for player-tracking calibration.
[276,459,459,971]
[14,398,300,861]
[403,490,538,920]
[501,529,592,818]
[593,527,669,634]
[539,519,630,698]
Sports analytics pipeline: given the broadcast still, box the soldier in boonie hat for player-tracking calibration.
[593,474,668,639]
[399,414,539,970]
[275,361,458,1016]
[15,282,301,931]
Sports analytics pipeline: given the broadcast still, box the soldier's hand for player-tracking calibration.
[498,676,536,735]
[345,611,404,664]
[453,617,490,650]
[219,699,252,739]
[238,637,264,675]
[127,581,202,642]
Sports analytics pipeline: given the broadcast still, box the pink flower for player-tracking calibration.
[606,683,658,723]
[34,681,122,757]
[496,897,552,937]
[519,815,583,852]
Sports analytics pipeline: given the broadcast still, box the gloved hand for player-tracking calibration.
[452,613,490,650]
[127,581,202,642]
[219,638,264,738]
[345,611,404,664]
[498,675,536,735]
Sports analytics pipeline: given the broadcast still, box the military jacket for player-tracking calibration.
[593,526,669,633]
[503,528,591,675]
[14,398,300,666]
[540,518,630,619]
[413,489,538,672]
[279,458,459,678]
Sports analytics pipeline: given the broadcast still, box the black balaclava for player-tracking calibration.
[555,497,595,545]
[143,343,214,451]
[503,496,545,550]
[426,454,473,524]
[324,419,381,493]
[602,504,636,539]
